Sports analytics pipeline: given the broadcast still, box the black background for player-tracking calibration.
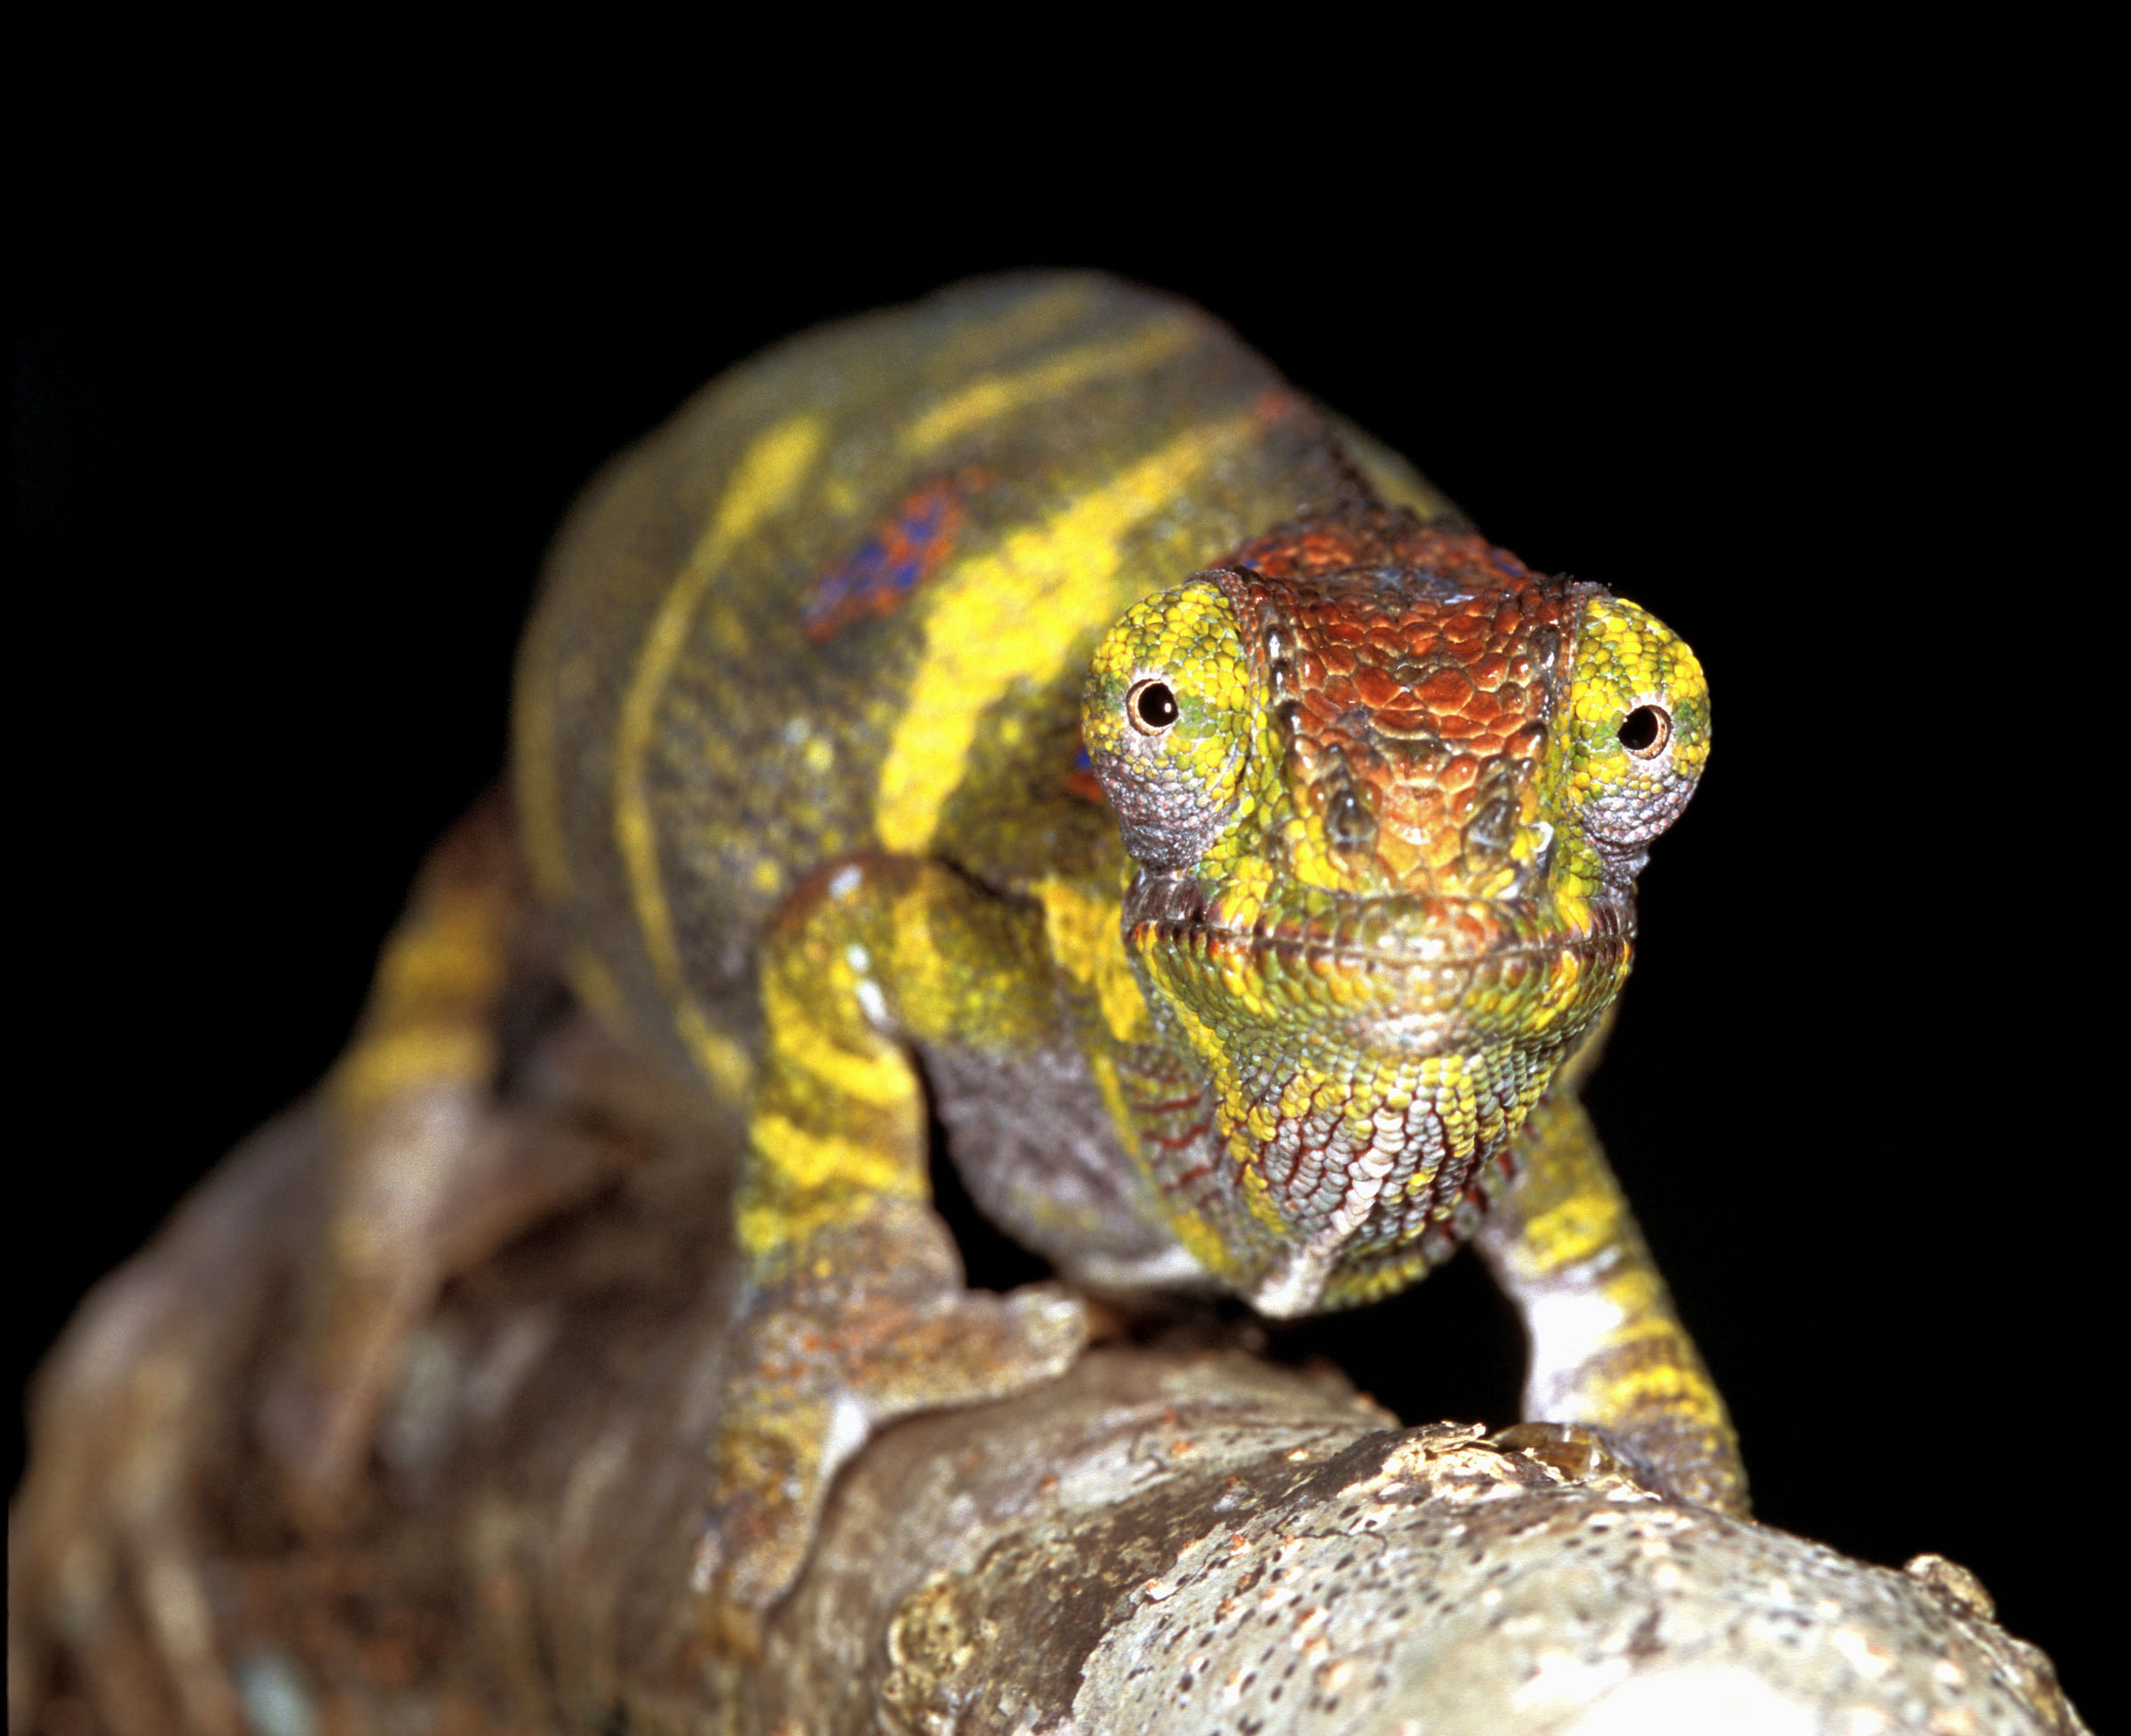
[17,94,2106,1725]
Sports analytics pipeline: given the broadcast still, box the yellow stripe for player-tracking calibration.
[371,898,505,1008]
[1518,1179,1629,1274]
[1036,875,1149,1044]
[334,1025,496,1111]
[1151,961,1288,1241]
[900,314,1203,456]
[1580,1358,1731,1422]
[902,276,1108,388]
[734,1113,926,1254]
[675,1001,754,1103]
[761,997,913,1108]
[1164,1203,1235,1281]
[876,411,1260,854]
[612,415,824,1080]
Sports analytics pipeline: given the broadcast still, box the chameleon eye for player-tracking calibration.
[1084,575,1252,872]
[1617,705,1670,757]
[1562,592,1709,867]
[1128,680,1180,734]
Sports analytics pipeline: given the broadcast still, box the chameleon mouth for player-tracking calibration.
[1121,872,1633,976]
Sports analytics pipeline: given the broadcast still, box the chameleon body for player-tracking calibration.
[511,274,1741,1627]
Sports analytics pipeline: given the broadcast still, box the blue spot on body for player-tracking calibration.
[803,472,988,641]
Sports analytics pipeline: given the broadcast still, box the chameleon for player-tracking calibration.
[298,271,1742,1645]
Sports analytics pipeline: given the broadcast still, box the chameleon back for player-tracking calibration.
[514,274,1457,1104]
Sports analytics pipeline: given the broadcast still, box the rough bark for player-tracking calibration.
[12,1024,2088,1734]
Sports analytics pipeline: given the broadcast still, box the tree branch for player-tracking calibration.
[12,1022,2087,1733]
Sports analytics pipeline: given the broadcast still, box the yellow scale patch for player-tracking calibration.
[875,410,1263,855]
[513,644,573,904]
[1212,856,1274,934]
[334,888,507,1112]
[1162,1197,1238,1280]
[1576,1266,1732,1424]
[759,968,913,1110]
[1518,1161,1632,1275]
[334,1025,496,1114]
[1031,876,1158,1206]
[370,890,506,1007]
[735,1113,926,1256]
[1141,968,1292,1246]
[1036,875,1149,1045]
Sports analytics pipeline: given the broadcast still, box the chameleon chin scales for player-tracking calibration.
[370,272,1735,1642]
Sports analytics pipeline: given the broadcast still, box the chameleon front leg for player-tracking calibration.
[698,856,1087,1641]
[1474,1090,1749,1516]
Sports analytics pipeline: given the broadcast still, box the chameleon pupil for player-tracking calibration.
[1618,705,1669,756]
[1132,681,1180,732]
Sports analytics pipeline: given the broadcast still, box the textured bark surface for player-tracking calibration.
[12,1026,2089,1734]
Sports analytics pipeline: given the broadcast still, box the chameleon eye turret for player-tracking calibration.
[1082,574,1254,872]
[1557,590,1711,882]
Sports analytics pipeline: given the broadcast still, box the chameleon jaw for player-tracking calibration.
[1123,870,1634,1050]
[1120,872,1635,1314]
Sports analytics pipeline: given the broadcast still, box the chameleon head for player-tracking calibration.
[1081,510,1709,1312]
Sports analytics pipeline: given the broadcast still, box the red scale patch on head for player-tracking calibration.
[1219,508,1570,891]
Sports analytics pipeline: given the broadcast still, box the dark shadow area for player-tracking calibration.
[926,1113,1054,1296]
[1263,1247,1526,1434]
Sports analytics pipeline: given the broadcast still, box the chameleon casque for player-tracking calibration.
[455,271,1738,1636]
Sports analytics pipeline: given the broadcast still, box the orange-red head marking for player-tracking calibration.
[1082,506,1710,1311]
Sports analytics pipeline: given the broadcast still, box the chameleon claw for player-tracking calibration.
[697,1254,1088,1641]
[1491,1419,1674,1499]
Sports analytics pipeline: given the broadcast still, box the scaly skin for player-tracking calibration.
[497,274,1745,1637]
[1083,510,1709,1318]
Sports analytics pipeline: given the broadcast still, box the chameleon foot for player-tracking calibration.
[695,1196,1085,1646]
[1492,1420,1675,1498]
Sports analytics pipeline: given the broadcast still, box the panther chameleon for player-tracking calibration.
[293,272,1740,1646]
